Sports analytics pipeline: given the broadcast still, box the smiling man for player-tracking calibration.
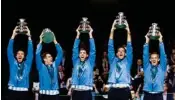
[36,31,63,100]
[143,32,167,100]
[71,25,96,100]
[7,26,33,100]
[107,19,133,100]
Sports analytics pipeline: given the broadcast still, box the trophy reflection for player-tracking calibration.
[42,28,55,43]
[115,12,126,29]
[147,23,160,40]
[79,17,90,33]
[16,18,28,34]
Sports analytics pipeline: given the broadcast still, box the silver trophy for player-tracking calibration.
[16,18,27,34]
[79,17,90,33]
[115,12,126,29]
[147,23,160,40]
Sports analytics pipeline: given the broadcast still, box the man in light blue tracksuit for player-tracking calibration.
[36,32,63,100]
[71,25,96,100]
[7,26,33,100]
[143,32,167,100]
[107,20,133,100]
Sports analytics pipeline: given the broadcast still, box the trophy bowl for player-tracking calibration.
[42,28,55,43]
[115,24,126,29]
[148,23,160,40]
[79,28,90,33]
[115,12,126,29]
[148,34,160,40]
[16,18,28,34]
[79,17,90,33]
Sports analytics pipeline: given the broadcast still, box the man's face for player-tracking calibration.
[103,52,107,57]
[150,54,159,66]
[116,47,126,59]
[79,50,88,61]
[44,54,53,65]
[137,59,142,66]
[16,50,25,63]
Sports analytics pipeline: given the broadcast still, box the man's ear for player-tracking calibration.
[158,58,160,62]
[87,54,89,57]
[43,58,46,62]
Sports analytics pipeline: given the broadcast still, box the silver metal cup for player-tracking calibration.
[115,12,126,29]
[79,17,90,33]
[148,23,160,40]
[16,18,27,34]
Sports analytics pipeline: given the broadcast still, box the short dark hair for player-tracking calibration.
[79,48,88,54]
[117,46,126,53]
[42,52,52,58]
[79,42,89,53]
[16,50,25,55]
[79,47,86,51]
[16,49,24,52]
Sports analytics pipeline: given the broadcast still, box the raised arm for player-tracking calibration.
[125,20,133,68]
[7,27,18,64]
[143,34,150,70]
[158,32,167,71]
[88,26,96,67]
[35,32,44,70]
[125,20,131,43]
[25,27,33,66]
[72,26,81,66]
[108,20,116,64]
[53,37,63,67]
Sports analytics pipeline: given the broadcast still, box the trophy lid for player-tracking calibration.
[17,18,27,25]
[116,12,126,19]
[20,18,25,22]
[152,23,158,26]
[150,23,159,30]
[82,17,88,21]
[118,12,124,16]
[80,17,90,24]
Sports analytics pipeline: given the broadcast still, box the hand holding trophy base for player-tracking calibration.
[42,28,55,43]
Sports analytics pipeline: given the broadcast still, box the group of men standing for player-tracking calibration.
[7,19,167,100]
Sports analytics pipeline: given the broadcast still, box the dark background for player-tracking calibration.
[2,0,175,99]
